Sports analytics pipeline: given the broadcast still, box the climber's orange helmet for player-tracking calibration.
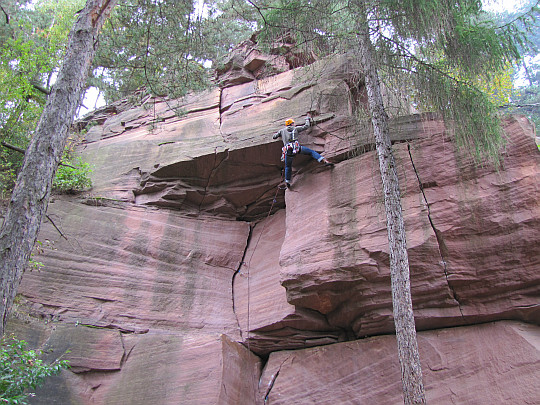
[285,118,295,126]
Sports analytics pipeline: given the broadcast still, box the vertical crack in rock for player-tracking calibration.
[118,333,135,368]
[232,223,254,341]
[198,148,230,212]
[263,355,291,404]
[217,87,231,145]
[218,87,224,127]
[407,143,464,316]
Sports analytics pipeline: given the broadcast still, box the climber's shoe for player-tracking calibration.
[285,181,291,189]
[323,159,334,167]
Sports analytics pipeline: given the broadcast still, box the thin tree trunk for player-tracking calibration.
[356,7,427,405]
[0,0,117,335]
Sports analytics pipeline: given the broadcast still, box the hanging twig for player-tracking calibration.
[0,5,9,24]
[45,215,68,241]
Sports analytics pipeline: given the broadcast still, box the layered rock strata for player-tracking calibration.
[7,47,540,404]
[260,321,540,404]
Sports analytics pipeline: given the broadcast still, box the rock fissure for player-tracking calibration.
[198,148,230,212]
[407,143,464,316]
[76,322,149,335]
[263,355,291,404]
[118,333,130,368]
[238,181,285,221]
[264,369,279,404]
[232,223,254,341]
[219,88,224,127]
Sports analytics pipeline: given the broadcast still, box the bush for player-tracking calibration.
[0,336,69,404]
[53,155,92,193]
[0,160,17,199]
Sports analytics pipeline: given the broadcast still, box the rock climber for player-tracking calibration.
[272,113,333,189]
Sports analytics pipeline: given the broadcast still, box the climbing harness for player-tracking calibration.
[281,140,300,161]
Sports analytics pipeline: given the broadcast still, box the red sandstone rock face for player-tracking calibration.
[232,114,539,355]
[278,115,539,338]
[260,321,540,404]
[9,319,260,405]
[20,199,249,335]
[233,210,342,355]
[8,47,540,404]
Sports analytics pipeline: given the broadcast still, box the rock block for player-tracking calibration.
[260,321,540,404]
[217,334,261,405]
[95,333,260,405]
[41,324,124,373]
[20,198,249,337]
[233,210,341,355]
[279,114,540,336]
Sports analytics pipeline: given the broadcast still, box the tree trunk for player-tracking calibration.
[356,8,427,405]
[0,0,117,335]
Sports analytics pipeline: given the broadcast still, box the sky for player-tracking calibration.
[483,0,521,11]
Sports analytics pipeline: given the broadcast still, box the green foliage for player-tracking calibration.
[0,158,17,198]
[373,1,535,163]
[28,240,52,271]
[27,258,44,271]
[255,0,347,56]
[0,336,69,404]
[0,0,84,197]
[414,65,504,161]
[0,0,84,128]
[496,0,540,128]
[53,155,92,193]
[91,0,254,103]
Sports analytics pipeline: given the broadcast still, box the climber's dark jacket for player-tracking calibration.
[272,117,311,145]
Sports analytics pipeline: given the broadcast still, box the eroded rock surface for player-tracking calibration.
[260,321,540,404]
[20,199,248,336]
[278,114,540,337]
[7,43,539,404]
[232,114,539,355]
[9,318,260,405]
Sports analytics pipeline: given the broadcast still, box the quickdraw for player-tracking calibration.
[281,140,300,161]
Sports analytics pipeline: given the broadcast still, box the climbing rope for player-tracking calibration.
[245,172,286,351]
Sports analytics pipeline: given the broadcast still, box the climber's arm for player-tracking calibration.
[296,115,312,133]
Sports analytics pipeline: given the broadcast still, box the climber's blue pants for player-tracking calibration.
[284,146,324,182]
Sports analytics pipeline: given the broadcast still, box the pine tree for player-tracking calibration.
[90,0,255,102]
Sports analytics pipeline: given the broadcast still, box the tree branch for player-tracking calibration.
[494,0,540,30]
[1,141,25,154]
[499,102,540,109]
[0,5,8,24]
[0,141,76,168]
[30,81,51,96]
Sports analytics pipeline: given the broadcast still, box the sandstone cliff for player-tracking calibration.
[7,40,540,404]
